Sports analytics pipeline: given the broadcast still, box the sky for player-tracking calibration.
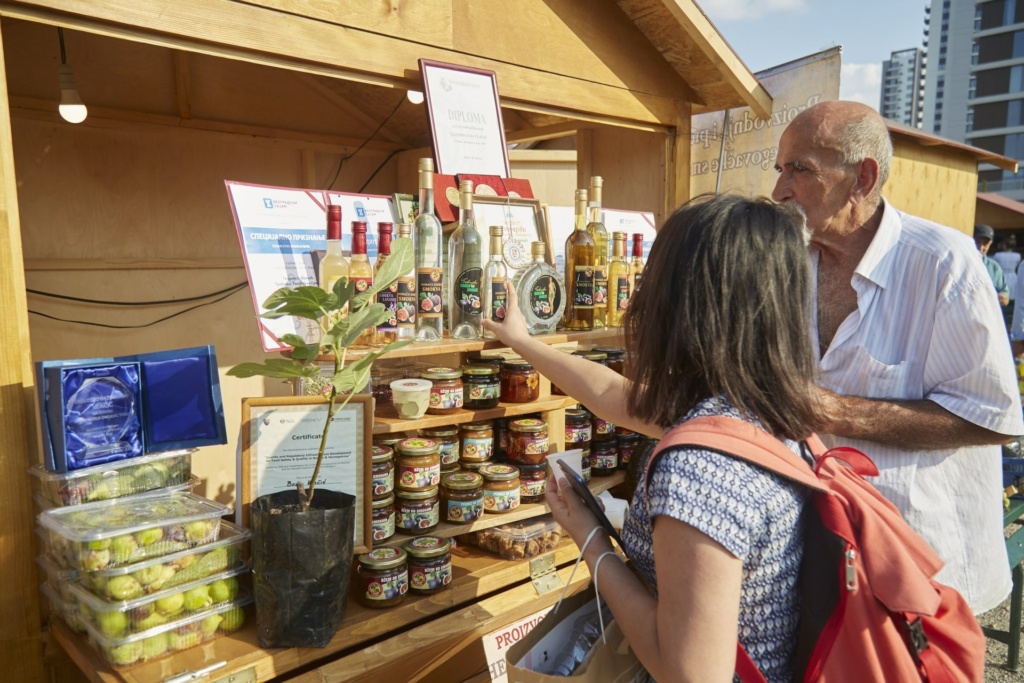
[698,0,931,110]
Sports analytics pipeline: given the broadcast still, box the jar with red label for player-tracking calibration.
[420,426,459,467]
[590,412,616,442]
[462,364,501,409]
[507,418,549,464]
[499,360,540,403]
[459,421,494,462]
[356,547,408,608]
[440,471,484,523]
[592,347,625,375]
[591,441,619,477]
[480,463,521,513]
[518,462,547,504]
[395,486,440,535]
[422,367,464,414]
[403,536,452,595]
[617,433,641,470]
[372,445,395,498]
[564,409,592,450]
[371,493,396,543]
[396,438,441,491]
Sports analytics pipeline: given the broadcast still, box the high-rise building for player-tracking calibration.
[880,48,926,127]
[921,0,976,139]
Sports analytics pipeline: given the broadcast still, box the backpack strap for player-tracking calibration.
[735,643,768,683]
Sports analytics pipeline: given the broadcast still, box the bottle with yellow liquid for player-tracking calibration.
[319,205,349,335]
[607,231,630,327]
[587,176,609,328]
[563,189,595,330]
[481,225,508,338]
[374,222,397,345]
[395,222,417,340]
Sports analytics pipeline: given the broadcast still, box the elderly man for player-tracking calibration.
[974,223,1010,307]
[773,100,1021,613]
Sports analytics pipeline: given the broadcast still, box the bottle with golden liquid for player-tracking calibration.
[607,232,630,327]
[350,221,374,346]
[563,189,595,330]
[395,222,416,339]
[320,205,349,294]
[481,225,508,339]
[630,233,646,297]
[587,176,609,328]
[374,222,397,345]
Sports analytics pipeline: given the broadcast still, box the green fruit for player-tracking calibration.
[183,521,212,544]
[110,535,139,563]
[136,610,168,631]
[140,632,169,660]
[86,539,112,551]
[96,611,129,637]
[195,547,229,575]
[219,607,245,632]
[106,575,144,600]
[168,630,202,651]
[86,478,122,502]
[155,593,185,616]
[82,549,111,571]
[183,586,212,611]
[133,463,170,490]
[134,528,164,547]
[132,565,164,588]
[109,641,143,666]
[174,554,197,570]
[149,565,177,592]
[208,577,238,603]
[200,613,223,636]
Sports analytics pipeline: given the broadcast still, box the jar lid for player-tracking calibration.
[564,408,591,421]
[510,417,547,432]
[615,426,638,437]
[397,437,439,456]
[396,486,439,500]
[372,493,395,507]
[403,535,451,559]
[461,363,499,376]
[391,378,432,392]
[592,346,625,358]
[501,359,534,371]
[459,459,493,472]
[460,421,493,432]
[358,546,407,570]
[617,433,642,442]
[420,426,458,437]
[372,445,394,461]
[517,462,547,473]
[480,463,519,481]
[442,471,483,490]
[421,366,463,380]
[573,350,608,362]
[374,435,405,448]
[592,441,618,453]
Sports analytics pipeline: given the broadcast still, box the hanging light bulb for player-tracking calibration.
[57,28,87,124]
[406,90,424,105]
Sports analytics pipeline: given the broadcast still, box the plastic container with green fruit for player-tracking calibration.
[29,449,194,507]
[41,581,89,634]
[37,491,229,571]
[33,475,199,513]
[69,560,249,637]
[78,520,250,600]
[35,554,80,603]
[80,593,252,667]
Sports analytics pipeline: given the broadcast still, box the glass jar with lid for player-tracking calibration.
[372,445,395,498]
[395,486,440,535]
[581,452,592,482]
[466,352,504,371]
[591,441,619,477]
[462,363,501,409]
[459,421,494,462]
[518,462,547,504]
[480,463,521,513]
[590,411,616,442]
[460,459,493,475]
[440,471,484,523]
[374,435,405,450]
[395,438,441,491]
[499,360,540,403]
[371,493,396,543]
[572,350,609,367]
[507,418,549,464]
[564,409,592,450]
[592,347,625,375]
[617,433,641,470]
[356,547,408,608]
[421,366,464,414]
[403,536,452,595]
[419,426,459,467]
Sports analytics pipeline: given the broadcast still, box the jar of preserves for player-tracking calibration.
[617,433,641,470]
[466,352,504,371]
[572,350,609,367]
[372,445,395,498]
[374,435,404,450]
[371,493,396,543]
[592,347,625,375]
[462,364,501,409]
[581,452,592,482]
[499,360,540,403]
[422,366,464,414]
[518,462,547,504]
[507,418,549,464]
[564,409,592,449]
[460,459,493,475]
[480,463,521,513]
[356,547,408,608]
[440,471,484,523]
[591,441,619,477]
[591,413,616,442]
[395,486,440,535]
[420,426,459,467]
[403,536,452,595]
[441,460,460,475]
[395,438,441,491]
[459,421,494,462]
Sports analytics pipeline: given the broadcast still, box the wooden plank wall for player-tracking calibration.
[887,138,978,234]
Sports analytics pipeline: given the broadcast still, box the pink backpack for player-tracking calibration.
[646,415,985,682]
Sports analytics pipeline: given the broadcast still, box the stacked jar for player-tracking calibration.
[403,536,452,595]
[462,364,501,409]
[371,444,396,543]
[500,360,540,403]
[440,471,484,524]
[592,347,626,375]
[422,367,464,414]
[480,464,521,514]
[564,408,593,482]
[356,547,408,609]
[587,404,618,477]
[395,438,440,535]
[459,421,494,463]
[506,418,549,465]
[420,426,460,474]
[616,426,642,471]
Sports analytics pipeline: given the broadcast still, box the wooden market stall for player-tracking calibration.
[0,1,771,681]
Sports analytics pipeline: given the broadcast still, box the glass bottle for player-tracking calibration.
[607,231,630,328]
[350,220,374,346]
[320,205,349,294]
[448,179,482,339]
[374,222,397,345]
[630,233,646,296]
[563,189,595,330]
[414,158,444,341]
[481,225,508,338]
[514,241,566,335]
[395,223,416,339]
[587,176,609,328]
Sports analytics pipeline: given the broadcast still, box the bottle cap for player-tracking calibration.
[613,231,626,240]
[490,225,503,237]
[459,179,474,193]
[398,223,412,237]
[327,205,342,241]
[378,222,393,235]
[418,157,434,172]
[531,242,546,258]
[352,221,367,233]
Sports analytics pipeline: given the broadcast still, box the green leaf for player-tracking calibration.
[260,286,332,320]
[330,278,356,312]
[276,334,321,363]
[333,304,390,348]
[227,358,319,379]
[331,367,357,394]
[352,238,414,309]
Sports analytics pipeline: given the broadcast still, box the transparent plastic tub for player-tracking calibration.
[36,554,80,603]
[82,592,252,667]
[29,449,194,507]
[78,520,250,600]
[462,514,563,560]
[41,581,88,633]
[70,560,250,637]
[37,492,229,571]
[33,475,200,512]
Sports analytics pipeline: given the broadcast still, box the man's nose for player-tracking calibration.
[771,175,789,202]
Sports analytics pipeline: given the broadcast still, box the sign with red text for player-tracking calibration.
[482,607,553,682]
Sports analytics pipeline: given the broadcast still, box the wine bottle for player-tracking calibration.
[448,180,483,339]
[345,220,372,346]
[564,189,595,330]
[630,233,646,297]
[514,241,566,335]
[481,225,508,338]
[607,231,630,328]
[320,205,349,294]
[587,176,609,328]
[395,222,416,339]
[373,222,397,345]
[414,158,444,341]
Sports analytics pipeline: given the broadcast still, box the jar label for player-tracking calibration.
[614,275,630,311]
[410,559,452,591]
[417,268,443,319]
[594,266,608,308]
[520,479,546,497]
[437,441,460,466]
[397,277,417,328]
[398,463,440,489]
[372,469,394,496]
[456,267,482,314]
[365,568,408,601]
[565,425,592,443]
[372,510,395,541]
[399,500,439,530]
[461,436,493,460]
[619,444,637,465]
[490,277,508,321]
[522,436,549,455]
[446,498,483,523]
[352,276,372,294]
[429,385,463,410]
[467,382,500,401]
[573,265,594,309]
[377,283,398,331]
[594,419,615,435]
[593,453,619,470]
[529,275,561,320]
[484,488,520,513]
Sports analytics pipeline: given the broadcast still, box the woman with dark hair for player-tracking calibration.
[482,193,824,682]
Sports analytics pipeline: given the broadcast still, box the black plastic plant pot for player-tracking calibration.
[250,488,355,648]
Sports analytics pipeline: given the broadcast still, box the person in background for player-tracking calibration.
[992,235,1019,325]
[487,194,824,681]
[974,224,1009,308]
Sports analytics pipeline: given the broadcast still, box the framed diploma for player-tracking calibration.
[240,395,374,554]
[472,195,552,283]
[419,59,511,177]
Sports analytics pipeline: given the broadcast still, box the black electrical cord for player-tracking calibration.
[26,282,249,306]
[327,96,405,190]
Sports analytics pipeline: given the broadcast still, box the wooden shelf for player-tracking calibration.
[372,395,579,434]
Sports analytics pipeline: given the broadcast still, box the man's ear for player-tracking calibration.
[850,157,880,203]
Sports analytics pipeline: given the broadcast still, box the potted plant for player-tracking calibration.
[228,237,413,648]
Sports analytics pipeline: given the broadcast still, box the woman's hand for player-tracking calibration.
[545,473,603,550]
[481,283,531,349]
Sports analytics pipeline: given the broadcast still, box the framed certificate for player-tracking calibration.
[472,195,552,283]
[420,59,511,177]
[240,395,373,554]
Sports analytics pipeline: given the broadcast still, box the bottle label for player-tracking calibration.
[417,268,443,319]
[565,424,592,443]
[456,267,482,314]
[483,488,520,513]
[399,500,439,530]
[364,567,408,601]
[377,283,398,331]
[529,275,561,321]
[614,275,631,311]
[573,266,595,309]
[633,271,643,294]
[520,478,546,498]
[594,267,608,308]
[372,510,395,541]
[446,498,483,523]
[437,441,459,466]
[461,436,493,460]
[352,276,372,295]
[396,278,416,328]
[398,463,440,489]
[594,418,615,435]
[410,558,452,591]
[593,452,619,470]
[491,277,508,321]
[467,383,500,402]
[429,385,463,411]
